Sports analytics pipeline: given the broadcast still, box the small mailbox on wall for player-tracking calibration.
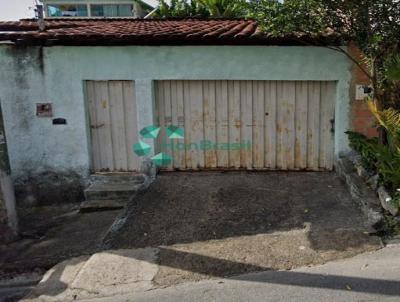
[36,103,53,117]
[355,85,373,101]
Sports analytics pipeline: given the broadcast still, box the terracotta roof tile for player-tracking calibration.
[0,19,342,46]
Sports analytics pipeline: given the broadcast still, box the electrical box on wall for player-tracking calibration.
[355,85,373,101]
[36,103,53,117]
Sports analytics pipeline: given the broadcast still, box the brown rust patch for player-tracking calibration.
[204,150,217,168]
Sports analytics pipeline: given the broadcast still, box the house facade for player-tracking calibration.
[42,0,152,18]
[0,19,375,204]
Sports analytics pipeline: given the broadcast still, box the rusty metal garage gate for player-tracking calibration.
[155,80,336,171]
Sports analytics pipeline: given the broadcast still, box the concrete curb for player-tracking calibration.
[336,157,384,230]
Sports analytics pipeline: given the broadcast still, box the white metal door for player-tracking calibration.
[155,80,336,171]
[86,80,139,172]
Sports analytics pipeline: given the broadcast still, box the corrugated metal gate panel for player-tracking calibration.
[155,80,335,171]
[86,80,139,172]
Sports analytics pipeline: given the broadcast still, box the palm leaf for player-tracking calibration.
[368,100,400,153]
[385,55,400,81]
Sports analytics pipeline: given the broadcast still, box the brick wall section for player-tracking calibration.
[348,43,378,137]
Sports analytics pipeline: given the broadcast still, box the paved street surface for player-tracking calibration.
[80,245,400,302]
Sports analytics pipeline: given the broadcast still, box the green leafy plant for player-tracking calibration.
[155,0,247,18]
[373,143,400,190]
[368,101,400,153]
[346,130,400,191]
[385,55,400,82]
[198,0,248,17]
[392,191,400,212]
[156,0,210,18]
[382,55,400,110]
[249,0,400,111]
[379,212,400,238]
[345,131,379,171]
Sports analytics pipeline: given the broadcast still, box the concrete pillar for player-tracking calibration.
[87,4,91,17]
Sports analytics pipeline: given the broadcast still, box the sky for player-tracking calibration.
[0,0,38,21]
[0,0,159,21]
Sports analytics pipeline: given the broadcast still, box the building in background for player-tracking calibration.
[42,0,153,18]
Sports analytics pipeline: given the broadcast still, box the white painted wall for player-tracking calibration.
[0,45,352,179]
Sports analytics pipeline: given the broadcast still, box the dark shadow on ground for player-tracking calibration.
[109,171,373,250]
[155,248,400,296]
[0,207,120,273]
[235,269,400,296]
[95,248,400,297]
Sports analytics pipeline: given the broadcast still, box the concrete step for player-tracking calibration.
[81,173,147,211]
[90,173,146,185]
[80,199,126,212]
[84,182,143,201]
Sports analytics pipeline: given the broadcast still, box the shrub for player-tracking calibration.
[374,144,400,191]
[366,101,400,191]
[345,131,379,172]
[345,131,400,191]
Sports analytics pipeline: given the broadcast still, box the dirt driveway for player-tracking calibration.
[107,171,382,286]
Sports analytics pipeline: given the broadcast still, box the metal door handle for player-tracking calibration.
[91,123,105,129]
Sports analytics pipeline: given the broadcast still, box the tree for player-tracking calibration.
[198,0,248,17]
[156,0,209,18]
[155,0,248,18]
[248,0,400,109]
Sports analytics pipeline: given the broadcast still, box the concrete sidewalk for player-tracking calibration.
[79,245,400,302]
[20,227,383,302]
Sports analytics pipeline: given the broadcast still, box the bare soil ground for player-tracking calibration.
[0,205,119,277]
[108,171,382,286]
